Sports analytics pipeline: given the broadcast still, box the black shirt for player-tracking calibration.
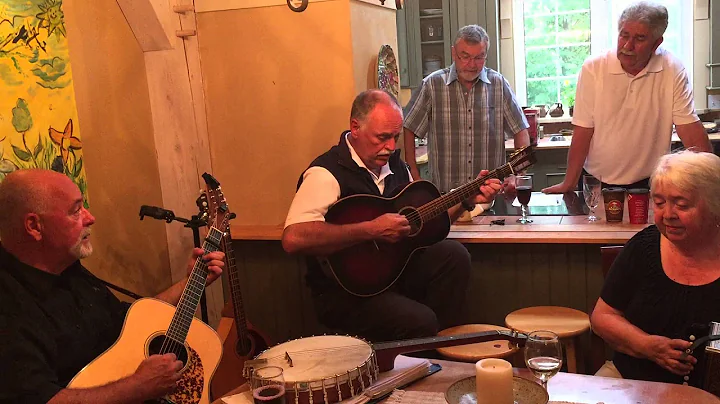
[0,245,129,403]
[601,225,720,385]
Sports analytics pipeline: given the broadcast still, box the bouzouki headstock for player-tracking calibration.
[507,145,537,174]
[201,173,235,232]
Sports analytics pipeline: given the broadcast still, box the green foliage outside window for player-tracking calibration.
[523,0,590,108]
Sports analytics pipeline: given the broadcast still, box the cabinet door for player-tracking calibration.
[399,0,453,88]
[396,7,411,88]
[452,0,499,71]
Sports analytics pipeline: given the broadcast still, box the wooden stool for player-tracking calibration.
[436,324,519,362]
[505,306,591,373]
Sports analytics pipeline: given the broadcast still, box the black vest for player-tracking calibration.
[297,131,411,293]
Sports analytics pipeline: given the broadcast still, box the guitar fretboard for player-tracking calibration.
[164,226,224,345]
[223,229,251,353]
[408,161,523,224]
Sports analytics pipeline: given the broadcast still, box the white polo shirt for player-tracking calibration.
[284,134,412,228]
[572,48,699,185]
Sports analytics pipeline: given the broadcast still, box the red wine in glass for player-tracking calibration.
[253,384,286,404]
[517,186,532,206]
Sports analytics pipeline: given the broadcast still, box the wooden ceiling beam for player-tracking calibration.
[116,0,174,51]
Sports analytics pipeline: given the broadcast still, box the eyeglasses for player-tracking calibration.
[457,53,487,64]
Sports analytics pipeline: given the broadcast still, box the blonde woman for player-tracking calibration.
[591,150,720,385]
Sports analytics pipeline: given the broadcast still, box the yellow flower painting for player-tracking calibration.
[0,0,88,205]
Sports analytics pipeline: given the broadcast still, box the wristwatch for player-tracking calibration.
[461,199,476,212]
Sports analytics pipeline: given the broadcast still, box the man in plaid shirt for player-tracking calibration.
[404,25,530,194]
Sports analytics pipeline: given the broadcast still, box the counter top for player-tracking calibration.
[231,217,648,244]
[505,133,720,151]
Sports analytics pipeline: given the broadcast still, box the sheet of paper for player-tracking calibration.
[512,193,564,207]
[384,389,446,403]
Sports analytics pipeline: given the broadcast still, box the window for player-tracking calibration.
[512,0,694,108]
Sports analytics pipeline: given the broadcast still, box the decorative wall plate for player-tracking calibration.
[377,44,399,98]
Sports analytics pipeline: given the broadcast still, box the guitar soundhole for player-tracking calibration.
[235,336,253,357]
[148,334,189,367]
[399,206,422,236]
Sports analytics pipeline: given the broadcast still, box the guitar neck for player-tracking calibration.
[417,164,516,221]
[372,330,526,372]
[164,226,224,345]
[223,230,251,351]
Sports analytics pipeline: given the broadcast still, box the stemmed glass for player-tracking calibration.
[251,366,286,404]
[583,175,602,222]
[516,175,533,224]
[524,330,563,390]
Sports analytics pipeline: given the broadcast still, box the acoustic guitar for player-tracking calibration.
[68,173,227,404]
[202,175,271,398]
[321,145,536,297]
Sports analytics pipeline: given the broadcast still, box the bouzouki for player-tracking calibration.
[243,330,527,404]
[203,175,271,398]
[321,145,536,297]
[68,173,228,404]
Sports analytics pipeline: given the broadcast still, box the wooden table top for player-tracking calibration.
[212,359,719,403]
[407,359,718,404]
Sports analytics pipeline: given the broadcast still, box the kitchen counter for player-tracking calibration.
[505,133,720,151]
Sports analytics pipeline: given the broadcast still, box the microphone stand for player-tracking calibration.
[139,205,210,324]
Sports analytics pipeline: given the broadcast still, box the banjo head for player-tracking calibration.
[254,335,378,403]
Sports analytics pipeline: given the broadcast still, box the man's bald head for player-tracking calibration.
[0,169,73,239]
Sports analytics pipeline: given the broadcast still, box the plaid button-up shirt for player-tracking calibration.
[403,64,528,192]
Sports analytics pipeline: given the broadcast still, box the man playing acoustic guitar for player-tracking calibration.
[282,89,501,342]
[0,169,225,404]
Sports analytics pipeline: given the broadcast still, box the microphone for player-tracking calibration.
[139,205,175,222]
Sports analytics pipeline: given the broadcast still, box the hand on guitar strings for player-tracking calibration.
[187,248,225,286]
[642,335,696,376]
[369,213,411,243]
[132,353,184,398]
[502,174,517,194]
[473,170,503,204]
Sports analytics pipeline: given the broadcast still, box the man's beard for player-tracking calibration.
[71,230,93,259]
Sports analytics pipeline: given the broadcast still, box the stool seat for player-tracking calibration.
[505,306,590,338]
[505,306,591,374]
[436,324,519,362]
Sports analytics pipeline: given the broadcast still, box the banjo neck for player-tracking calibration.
[372,330,527,372]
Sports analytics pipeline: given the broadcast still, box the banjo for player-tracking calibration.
[243,330,527,404]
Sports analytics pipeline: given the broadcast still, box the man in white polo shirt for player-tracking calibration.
[543,1,711,193]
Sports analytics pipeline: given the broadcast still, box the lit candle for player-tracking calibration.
[475,358,513,404]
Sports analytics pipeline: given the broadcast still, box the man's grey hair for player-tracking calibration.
[454,25,489,47]
[651,150,720,220]
[618,1,669,40]
[350,89,401,124]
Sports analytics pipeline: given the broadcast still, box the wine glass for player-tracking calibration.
[524,330,563,390]
[251,366,286,404]
[582,175,602,222]
[516,175,533,224]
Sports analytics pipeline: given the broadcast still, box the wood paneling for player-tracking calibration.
[232,241,603,348]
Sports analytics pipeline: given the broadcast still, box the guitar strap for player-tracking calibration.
[97,277,144,300]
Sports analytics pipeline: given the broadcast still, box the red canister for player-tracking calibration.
[522,108,539,145]
[627,188,650,224]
